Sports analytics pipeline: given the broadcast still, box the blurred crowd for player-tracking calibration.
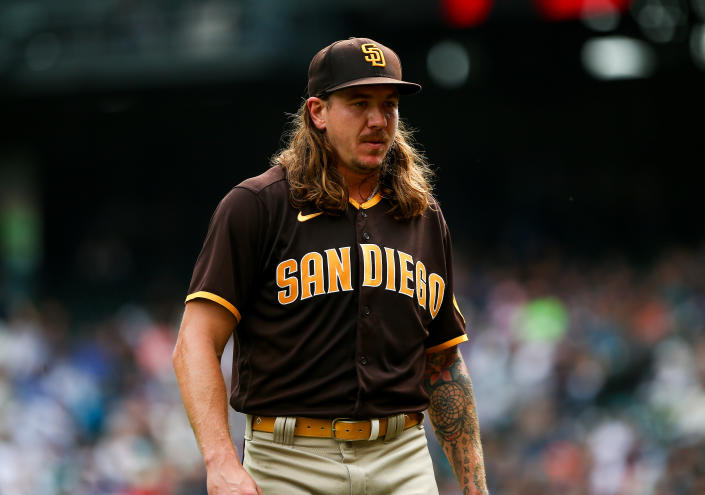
[1,242,704,494]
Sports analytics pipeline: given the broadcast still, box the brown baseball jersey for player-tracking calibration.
[186,165,467,419]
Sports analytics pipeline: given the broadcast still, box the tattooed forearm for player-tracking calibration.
[425,347,488,495]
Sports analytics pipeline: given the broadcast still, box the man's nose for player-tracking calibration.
[367,105,387,128]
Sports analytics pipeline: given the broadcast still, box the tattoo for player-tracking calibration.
[425,348,488,495]
[428,382,470,441]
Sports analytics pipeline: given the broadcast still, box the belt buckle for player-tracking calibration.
[331,417,358,440]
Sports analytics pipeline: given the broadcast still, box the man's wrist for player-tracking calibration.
[203,445,240,469]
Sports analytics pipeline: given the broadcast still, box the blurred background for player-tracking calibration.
[1,0,704,493]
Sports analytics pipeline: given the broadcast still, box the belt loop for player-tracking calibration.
[273,416,296,445]
[245,414,254,441]
[384,413,405,443]
[284,417,296,444]
[368,418,380,441]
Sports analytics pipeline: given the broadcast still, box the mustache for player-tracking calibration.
[360,132,389,142]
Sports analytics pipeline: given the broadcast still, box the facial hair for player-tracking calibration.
[348,138,396,175]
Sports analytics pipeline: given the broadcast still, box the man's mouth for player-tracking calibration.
[361,136,387,148]
[362,141,385,152]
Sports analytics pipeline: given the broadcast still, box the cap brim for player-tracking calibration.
[324,77,422,95]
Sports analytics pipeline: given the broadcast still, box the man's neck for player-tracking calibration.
[336,165,380,205]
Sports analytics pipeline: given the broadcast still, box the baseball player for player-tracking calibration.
[173,37,488,495]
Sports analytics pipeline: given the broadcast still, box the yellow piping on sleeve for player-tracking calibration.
[185,291,241,323]
[426,334,468,354]
[453,294,466,325]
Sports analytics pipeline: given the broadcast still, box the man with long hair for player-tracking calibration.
[173,37,488,494]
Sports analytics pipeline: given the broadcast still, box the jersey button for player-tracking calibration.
[362,232,371,241]
[362,306,371,317]
[360,210,368,218]
[359,355,369,365]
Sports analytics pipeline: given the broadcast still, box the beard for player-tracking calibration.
[347,140,395,175]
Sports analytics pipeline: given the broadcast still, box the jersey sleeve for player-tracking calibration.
[424,210,468,353]
[185,187,267,322]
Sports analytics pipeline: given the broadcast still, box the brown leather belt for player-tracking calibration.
[251,414,422,441]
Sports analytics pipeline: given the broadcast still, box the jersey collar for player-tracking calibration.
[349,193,382,210]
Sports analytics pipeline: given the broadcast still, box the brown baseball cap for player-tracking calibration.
[307,37,422,97]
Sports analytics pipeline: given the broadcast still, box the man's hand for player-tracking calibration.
[206,454,262,495]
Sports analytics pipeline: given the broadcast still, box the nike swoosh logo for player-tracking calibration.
[297,211,324,222]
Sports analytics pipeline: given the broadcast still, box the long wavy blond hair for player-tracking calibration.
[271,98,435,220]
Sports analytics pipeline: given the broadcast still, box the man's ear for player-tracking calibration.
[307,97,327,131]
